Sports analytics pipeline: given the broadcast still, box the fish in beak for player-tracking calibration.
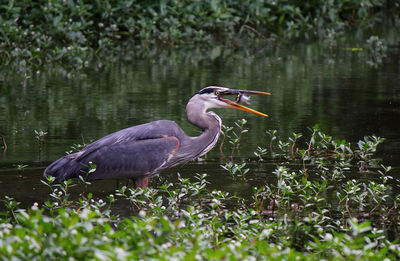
[217,89,271,117]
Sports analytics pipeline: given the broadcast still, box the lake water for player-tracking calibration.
[1,34,400,206]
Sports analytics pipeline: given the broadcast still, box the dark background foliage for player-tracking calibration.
[1,0,399,69]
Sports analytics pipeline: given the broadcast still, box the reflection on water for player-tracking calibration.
[1,35,400,205]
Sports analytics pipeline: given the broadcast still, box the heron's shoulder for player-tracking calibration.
[131,120,180,131]
[117,120,183,139]
[148,120,179,127]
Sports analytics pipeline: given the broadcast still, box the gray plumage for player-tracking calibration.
[44,86,269,187]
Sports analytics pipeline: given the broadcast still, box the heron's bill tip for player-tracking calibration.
[244,90,271,96]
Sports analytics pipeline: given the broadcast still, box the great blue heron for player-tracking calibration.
[44,86,270,187]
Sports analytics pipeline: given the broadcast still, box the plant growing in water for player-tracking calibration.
[229,118,248,159]
[34,129,48,156]
[219,118,249,159]
[220,161,249,180]
[0,125,399,259]
[254,146,267,161]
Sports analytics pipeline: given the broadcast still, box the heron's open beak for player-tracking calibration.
[218,89,271,117]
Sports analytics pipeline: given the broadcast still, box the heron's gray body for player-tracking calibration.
[44,114,221,184]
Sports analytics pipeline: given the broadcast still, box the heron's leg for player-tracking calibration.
[135,176,149,188]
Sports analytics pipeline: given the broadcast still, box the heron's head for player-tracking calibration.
[191,86,271,117]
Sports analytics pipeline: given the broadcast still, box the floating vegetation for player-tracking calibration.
[1,125,399,259]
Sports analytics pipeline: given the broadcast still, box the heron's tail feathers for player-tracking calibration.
[43,155,85,183]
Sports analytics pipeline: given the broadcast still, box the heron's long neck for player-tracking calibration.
[186,98,221,156]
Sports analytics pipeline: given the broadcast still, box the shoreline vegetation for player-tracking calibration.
[1,0,399,72]
[1,126,400,259]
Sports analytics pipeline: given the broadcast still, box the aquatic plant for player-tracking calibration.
[219,118,248,159]
[228,118,248,159]
[16,164,28,171]
[16,164,28,176]
[221,161,249,180]
[34,130,47,143]
[65,143,87,155]
[262,125,384,172]
[219,124,233,156]
[34,129,48,156]
[1,0,398,72]
[1,126,399,259]
[254,146,267,161]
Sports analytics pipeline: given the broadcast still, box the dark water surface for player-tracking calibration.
[1,35,400,207]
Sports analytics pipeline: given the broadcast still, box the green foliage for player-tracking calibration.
[1,126,400,259]
[1,0,399,71]
[221,161,249,180]
[259,125,385,173]
[66,143,86,155]
[219,118,248,159]
[254,146,268,161]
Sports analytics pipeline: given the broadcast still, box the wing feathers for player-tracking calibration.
[44,120,185,182]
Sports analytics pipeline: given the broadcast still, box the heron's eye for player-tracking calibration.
[215,91,220,96]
